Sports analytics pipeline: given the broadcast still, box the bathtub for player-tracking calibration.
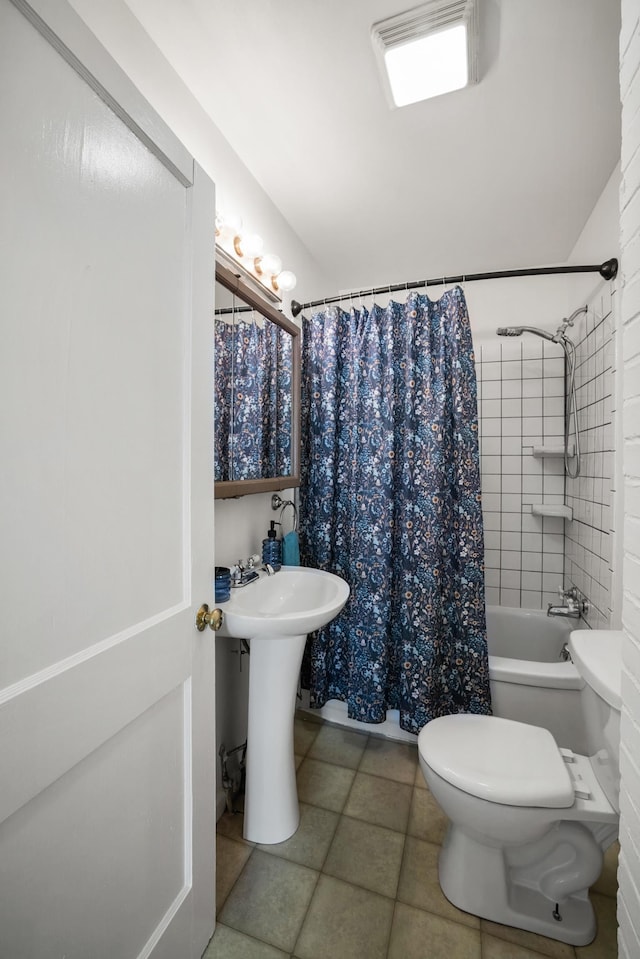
[487,605,587,754]
[299,605,588,752]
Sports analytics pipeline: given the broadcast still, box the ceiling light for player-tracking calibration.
[372,0,478,108]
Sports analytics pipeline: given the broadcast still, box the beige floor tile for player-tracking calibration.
[407,785,449,844]
[397,835,479,929]
[415,764,427,789]
[343,771,413,833]
[216,809,254,846]
[216,835,253,914]
[257,802,339,870]
[323,815,405,898]
[308,723,369,768]
[591,842,619,899]
[575,892,619,959]
[481,919,576,958]
[293,874,395,959]
[204,923,289,958]
[296,757,356,812]
[294,717,321,757]
[481,931,562,959]
[219,849,318,953]
[387,901,481,959]
[359,735,419,785]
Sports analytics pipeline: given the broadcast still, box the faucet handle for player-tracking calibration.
[558,585,579,602]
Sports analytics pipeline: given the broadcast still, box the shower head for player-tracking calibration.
[496,325,557,342]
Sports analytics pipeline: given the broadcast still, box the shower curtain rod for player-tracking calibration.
[289,257,619,318]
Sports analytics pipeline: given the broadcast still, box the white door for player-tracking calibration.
[0,2,216,957]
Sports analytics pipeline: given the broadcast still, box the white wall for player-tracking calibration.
[67,0,331,304]
[618,0,640,954]
[352,172,620,616]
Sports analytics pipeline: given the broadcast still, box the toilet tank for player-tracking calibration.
[568,630,623,813]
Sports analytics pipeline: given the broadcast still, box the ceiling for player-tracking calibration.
[123,0,621,293]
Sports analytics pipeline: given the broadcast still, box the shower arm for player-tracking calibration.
[555,305,588,340]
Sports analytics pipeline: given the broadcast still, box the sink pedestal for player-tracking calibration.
[219,566,349,844]
[243,633,307,844]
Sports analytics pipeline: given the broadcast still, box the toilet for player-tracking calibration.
[417,629,622,946]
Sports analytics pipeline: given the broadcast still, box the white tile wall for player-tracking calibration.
[564,288,618,630]
[477,337,582,610]
[476,284,619,622]
[619,0,640,954]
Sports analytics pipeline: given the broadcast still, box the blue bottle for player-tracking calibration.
[262,521,282,571]
[214,566,231,603]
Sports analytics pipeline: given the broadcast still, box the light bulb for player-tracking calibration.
[234,232,264,259]
[272,270,297,293]
[216,212,243,237]
[255,253,282,277]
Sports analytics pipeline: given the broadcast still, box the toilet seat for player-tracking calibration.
[418,714,574,808]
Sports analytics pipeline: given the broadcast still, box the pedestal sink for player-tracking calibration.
[220,566,349,843]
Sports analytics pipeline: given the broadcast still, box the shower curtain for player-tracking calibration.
[214,318,292,481]
[300,287,490,734]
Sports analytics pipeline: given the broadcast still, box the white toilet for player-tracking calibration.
[417,629,622,946]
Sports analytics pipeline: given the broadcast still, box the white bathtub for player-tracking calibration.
[300,605,588,752]
[487,605,587,753]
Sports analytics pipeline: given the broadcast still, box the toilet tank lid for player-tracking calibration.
[568,630,622,711]
[419,715,574,808]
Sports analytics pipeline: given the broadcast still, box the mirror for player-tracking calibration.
[214,261,300,498]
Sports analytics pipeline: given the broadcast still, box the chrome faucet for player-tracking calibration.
[547,586,588,619]
[231,555,275,588]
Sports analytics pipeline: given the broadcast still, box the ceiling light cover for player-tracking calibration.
[372,0,478,108]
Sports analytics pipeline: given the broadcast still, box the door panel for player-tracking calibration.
[2,0,188,686]
[0,685,187,958]
[0,2,216,956]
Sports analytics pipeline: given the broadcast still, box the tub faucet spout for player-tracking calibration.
[547,603,581,619]
[547,586,589,619]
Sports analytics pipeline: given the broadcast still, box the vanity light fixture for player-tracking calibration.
[255,253,283,278]
[215,211,297,303]
[372,0,478,108]
[272,270,297,294]
[233,232,264,259]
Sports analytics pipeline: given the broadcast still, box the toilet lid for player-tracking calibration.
[418,714,574,808]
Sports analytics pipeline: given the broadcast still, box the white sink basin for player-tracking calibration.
[223,566,349,639]
[218,565,349,845]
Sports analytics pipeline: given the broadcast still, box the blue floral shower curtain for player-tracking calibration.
[214,318,292,481]
[300,287,490,734]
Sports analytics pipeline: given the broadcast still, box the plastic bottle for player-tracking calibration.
[262,520,282,571]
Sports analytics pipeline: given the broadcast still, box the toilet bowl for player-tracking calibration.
[417,629,622,946]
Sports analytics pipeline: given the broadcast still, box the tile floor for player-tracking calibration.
[206,715,619,959]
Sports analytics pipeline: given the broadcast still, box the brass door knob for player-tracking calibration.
[196,604,224,632]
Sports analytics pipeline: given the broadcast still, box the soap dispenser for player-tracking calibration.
[262,520,282,571]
